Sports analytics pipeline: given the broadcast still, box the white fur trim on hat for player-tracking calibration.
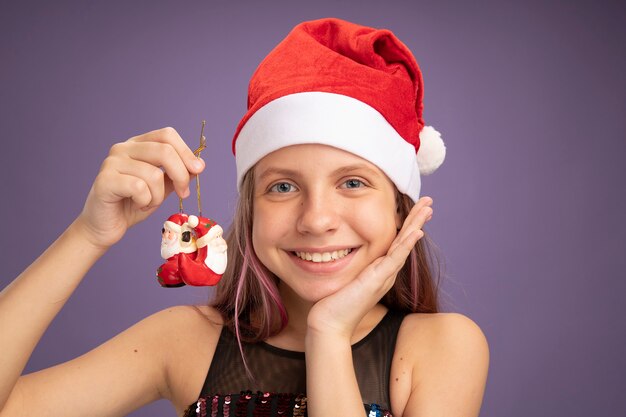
[164,220,182,232]
[235,92,423,202]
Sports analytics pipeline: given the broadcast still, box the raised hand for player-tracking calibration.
[75,127,204,249]
[306,196,434,339]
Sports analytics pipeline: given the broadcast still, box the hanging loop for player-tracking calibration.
[179,121,207,215]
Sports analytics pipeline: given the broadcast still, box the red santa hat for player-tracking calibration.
[232,18,445,202]
[163,213,189,232]
[187,215,218,248]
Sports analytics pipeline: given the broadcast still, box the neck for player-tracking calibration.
[272,284,314,350]
[265,283,388,352]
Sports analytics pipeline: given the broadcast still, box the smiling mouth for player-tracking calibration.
[292,249,354,263]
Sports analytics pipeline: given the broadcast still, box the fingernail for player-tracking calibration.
[192,158,204,171]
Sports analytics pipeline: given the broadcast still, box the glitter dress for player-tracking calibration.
[183,310,407,417]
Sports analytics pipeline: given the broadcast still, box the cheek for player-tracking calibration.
[351,200,398,248]
[252,204,289,255]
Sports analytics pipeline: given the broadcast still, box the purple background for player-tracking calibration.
[2,1,625,416]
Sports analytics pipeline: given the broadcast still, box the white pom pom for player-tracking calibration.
[417,126,446,175]
[187,215,199,228]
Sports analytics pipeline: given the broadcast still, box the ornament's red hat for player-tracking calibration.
[164,213,189,231]
[186,215,217,246]
[232,18,445,201]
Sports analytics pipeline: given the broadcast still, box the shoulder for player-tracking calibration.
[146,304,224,332]
[133,304,223,352]
[145,305,224,412]
[397,312,489,377]
[399,312,488,355]
[390,313,489,417]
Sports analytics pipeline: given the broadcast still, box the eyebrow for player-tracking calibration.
[256,164,381,183]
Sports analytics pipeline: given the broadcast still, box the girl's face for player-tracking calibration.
[252,144,401,305]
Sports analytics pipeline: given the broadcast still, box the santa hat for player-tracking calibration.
[187,215,218,248]
[232,18,445,202]
[163,213,189,232]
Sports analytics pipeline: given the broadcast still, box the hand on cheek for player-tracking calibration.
[306,196,434,339]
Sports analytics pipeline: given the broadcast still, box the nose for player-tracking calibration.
[296,189,341,235]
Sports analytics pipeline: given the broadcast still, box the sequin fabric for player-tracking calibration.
[185,311,407,417]
[183,392,391,417]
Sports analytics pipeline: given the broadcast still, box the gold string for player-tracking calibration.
[195,121,207,217]
[179,121,207,215]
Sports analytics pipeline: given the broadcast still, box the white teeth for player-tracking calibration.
[294,249,352,263]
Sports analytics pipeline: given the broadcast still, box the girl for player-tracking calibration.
[0,18,488,417]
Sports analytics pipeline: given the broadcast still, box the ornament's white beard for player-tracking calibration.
[204,239,227,274]
[161,239,180,260]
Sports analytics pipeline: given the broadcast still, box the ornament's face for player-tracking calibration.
[203,224,228,274]
[160,222,181,259]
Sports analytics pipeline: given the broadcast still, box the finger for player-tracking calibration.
[110,141,191,198]
[163,176,175,200]
[407,196,433,222]
[374,229,423,281]
[389,210,430,254]
[95,171,153,209]
[361,227,423,287]
[412,204,433,231]
[129,127,205,174]
[388,200,433,253]
[397,196,432,233]
[104,156,172,207]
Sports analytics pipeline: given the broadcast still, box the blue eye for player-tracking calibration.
[342,179,365,189]
[269,182,296,193]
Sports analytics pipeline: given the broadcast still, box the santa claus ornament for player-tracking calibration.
[156,122,227,287]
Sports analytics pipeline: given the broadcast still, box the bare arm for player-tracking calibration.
[0,127,204,415]
[0,221,106,411]
[3,307,172,417]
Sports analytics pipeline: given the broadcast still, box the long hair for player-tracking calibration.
[211,167,441,345]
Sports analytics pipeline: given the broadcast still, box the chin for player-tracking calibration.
[283,277,352,305]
